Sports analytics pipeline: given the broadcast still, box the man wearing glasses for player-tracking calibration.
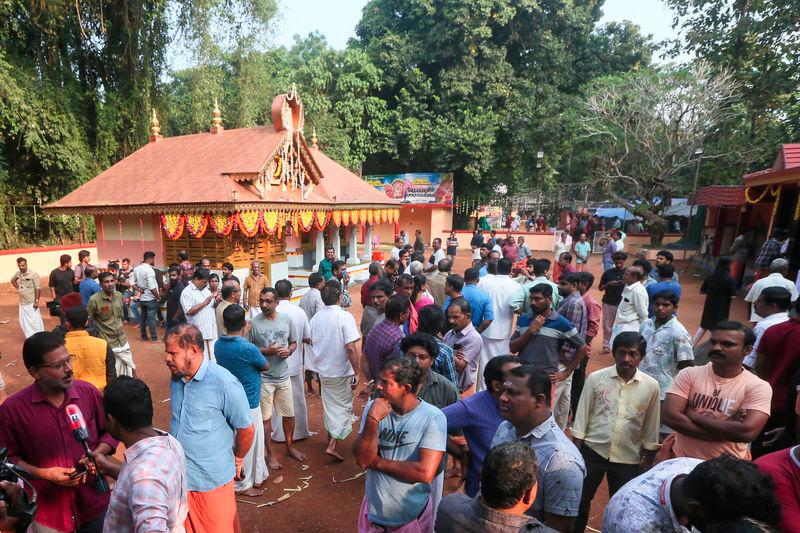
[0,331,118,532]
[180,268,219,361]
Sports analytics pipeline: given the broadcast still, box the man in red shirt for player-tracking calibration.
[360,261,382,308]
[756,445,800,532]
[0,331,117,532]
[755,306,800,457]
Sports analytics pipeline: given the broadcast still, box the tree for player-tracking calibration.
[580,62,743,245]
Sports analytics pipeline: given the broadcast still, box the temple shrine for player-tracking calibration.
[45,87,400,282]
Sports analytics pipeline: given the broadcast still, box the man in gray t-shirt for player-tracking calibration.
[247,287,303,470]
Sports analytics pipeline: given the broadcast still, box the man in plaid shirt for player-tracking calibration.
[555,272,588,429]
[98,376,188,532]
[755,229,789,278]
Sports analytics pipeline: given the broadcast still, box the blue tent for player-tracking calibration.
[594,207,637,221]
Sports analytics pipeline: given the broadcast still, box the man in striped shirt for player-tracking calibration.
[180,269,219,361]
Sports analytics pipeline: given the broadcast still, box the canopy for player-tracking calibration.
[594,207,636,221]
[664,198,691,217]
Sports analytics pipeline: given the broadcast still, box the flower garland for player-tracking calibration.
[209,213,235,236]
[185,213,209,238]
[298,210,314,231]
[161,214,185,240]
[366,209,374,225]
[771,185,782,222]
[341,210,351,226]
[744,184,781,204]
[263,211,280,234]
[314,210,331,231]
[331,210,342,227]
[236,211,262,237]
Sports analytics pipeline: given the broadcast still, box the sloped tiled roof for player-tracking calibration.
[691,185,744,207]
[45,125,398,214]
[743,144,800,186]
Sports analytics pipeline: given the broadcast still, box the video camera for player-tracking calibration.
[0,447,37,532]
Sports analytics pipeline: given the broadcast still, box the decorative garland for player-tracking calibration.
[185,213,209,238]
[209,213,235,236]
[263,210,279,234]
[744,184,781,205]
[236,211,262,237]
[314,210,331,230]
[771,185,782,222]
[331,210,342,227]
[161,214,186,240]
[298,210,314,231]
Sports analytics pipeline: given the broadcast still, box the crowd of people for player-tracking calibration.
[0,230,799,533]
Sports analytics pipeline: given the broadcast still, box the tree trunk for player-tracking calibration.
[648,220,667,247]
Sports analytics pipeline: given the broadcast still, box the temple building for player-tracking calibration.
[45,88,400,283]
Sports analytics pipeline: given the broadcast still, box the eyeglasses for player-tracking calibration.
[260,299,276,305]
[37,354,74,371]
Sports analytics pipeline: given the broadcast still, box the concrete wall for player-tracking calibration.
[0,244,97,282]
[95,214,164,267]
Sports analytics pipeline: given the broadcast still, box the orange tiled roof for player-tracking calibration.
[743,144,800,186]
[45,125,398,215]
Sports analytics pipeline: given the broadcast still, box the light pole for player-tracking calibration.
[684,147,704,252]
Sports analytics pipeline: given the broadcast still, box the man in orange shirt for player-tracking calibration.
[242,261,269,320]
[662,320,771,461]
[63,306,116,390]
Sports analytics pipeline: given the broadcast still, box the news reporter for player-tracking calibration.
[0,332,117,532]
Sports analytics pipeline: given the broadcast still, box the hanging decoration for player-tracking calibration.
[161,214,186,240]
[744,185,780,205]
[186,213,209,237]
[366,210,374,225]
[770,185,783,222]
[263,211,280,234]
[314,210,331,231]
[298,210,314,231]
[331,210,342,227]
[236,211,261,237]
[341,210,351,226]
[209,213,235,236]
[359,209,368,226]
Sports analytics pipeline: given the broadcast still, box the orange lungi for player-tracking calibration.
[185,479,240,533]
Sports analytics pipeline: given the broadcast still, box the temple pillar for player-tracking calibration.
[314,229,325,269]
[347,226,359,265]
[362,224,374,261]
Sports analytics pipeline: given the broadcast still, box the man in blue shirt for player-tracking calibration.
[79,266,101,306]
[649,250,680,283]
[443,355,520,497]
[166,323,254,532]
[444,268,493,333]
[354,357,447,530]
[214,305,269,497]
[646,263,682,317]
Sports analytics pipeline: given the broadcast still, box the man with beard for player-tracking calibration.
[165,324,253,532]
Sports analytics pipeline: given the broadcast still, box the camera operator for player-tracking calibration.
[0,332,117,532]
[0,480,22,531]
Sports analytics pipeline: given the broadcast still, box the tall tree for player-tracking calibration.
[580,62,743,245]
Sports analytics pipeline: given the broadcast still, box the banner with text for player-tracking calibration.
[364,173,454,205]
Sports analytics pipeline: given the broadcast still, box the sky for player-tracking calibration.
[270,0,680,51]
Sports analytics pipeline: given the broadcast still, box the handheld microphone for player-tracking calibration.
[65,405,109,493]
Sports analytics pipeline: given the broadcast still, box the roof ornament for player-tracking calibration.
[311,128,318,150]
[211,98,224,134]
[149,109,162,143]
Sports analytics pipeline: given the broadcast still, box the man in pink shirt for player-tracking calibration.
[662,321,771,461]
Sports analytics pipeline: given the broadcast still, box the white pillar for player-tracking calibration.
[362,224,374,261]
[314,229,325,269]
[347,226,359,265]
[331,225,341,260]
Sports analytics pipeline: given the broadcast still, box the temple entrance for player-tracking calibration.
[162,230,286,271]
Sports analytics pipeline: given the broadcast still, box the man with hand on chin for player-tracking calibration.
[354,357,447,532]
[165,324,254,532]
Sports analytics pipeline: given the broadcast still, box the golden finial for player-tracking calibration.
[211,98,224,133]
[311,127,318,149]
[149,109,162,142]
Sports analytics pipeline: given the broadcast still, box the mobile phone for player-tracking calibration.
[453,343,463,351]
[69,463,87,479]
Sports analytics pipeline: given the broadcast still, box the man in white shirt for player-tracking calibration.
[476,258,519,391]
[132,251,160,342]
[390,237,404,261]
[179,268,218,361]
[602,455,779,533]
[425,238,446,273]
[554,232,571,263]
[612,266,648,344]
[743,286,791,369]
[272,280,314,443]
[745,258,798,322]
[309,280,361,460]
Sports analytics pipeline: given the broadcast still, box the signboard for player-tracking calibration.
[364,173,454,205]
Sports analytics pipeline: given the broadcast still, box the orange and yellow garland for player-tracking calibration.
[161,208,400,240]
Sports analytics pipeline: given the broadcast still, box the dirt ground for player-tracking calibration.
[0,251,750,532]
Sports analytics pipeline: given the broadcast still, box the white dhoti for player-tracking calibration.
[236,406,269,492]
[475,337,510,392]
[320,375,356,441]
[112,343,136,377]
[202,338,217,363]
[553,363,573,429]
[610,321,641,348]
[271,373,313,442]
[248,307,262,320]
[19,304,44,339]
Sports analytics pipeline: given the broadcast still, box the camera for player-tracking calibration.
[0,447,37,532]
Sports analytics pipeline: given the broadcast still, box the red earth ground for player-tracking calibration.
[0,251,749,532]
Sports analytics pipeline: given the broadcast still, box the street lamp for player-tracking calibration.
[684,147,704,253]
